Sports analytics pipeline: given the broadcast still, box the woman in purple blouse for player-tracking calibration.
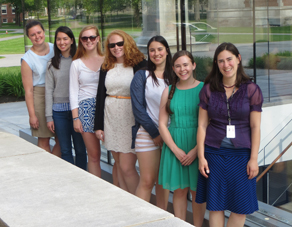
[195,42,263,227]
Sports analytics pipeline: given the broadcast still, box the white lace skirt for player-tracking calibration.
[103,96,135,153]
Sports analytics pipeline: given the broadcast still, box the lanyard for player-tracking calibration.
[226,86,236,125]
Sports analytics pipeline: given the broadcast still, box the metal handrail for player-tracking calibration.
[256,141,292,182]
[258,119,292,155]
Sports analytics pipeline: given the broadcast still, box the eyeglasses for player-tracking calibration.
[108,41,124,48]
[81,36,97,42]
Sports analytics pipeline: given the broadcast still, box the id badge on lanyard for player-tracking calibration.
[226,125,235,138]
[226,87,236,139]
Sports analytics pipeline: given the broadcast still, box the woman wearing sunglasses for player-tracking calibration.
[70,25,104,177]
[94,30,146,194]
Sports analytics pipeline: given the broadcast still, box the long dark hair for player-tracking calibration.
[147,36,172,86]
[166,50,195,114]
[205,42,250,92]
[50,26,76,69]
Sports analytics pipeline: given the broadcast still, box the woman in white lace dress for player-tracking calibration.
[94,30,146,194]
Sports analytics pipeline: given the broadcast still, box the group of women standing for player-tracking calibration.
[21,20,263,227]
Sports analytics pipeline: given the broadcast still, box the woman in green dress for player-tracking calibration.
[159,50,206,226]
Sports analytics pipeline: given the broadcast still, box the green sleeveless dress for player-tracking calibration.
[159,82,203,191]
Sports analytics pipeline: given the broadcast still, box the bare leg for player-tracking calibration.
[227,213,246,227]
[111,151,127,190]
[173,188,189,220]
[136,149,160,201]
[52,137,61,157]
[38,137,51,152]
[155,183,169,210]
[82,132,101,177]
[190,190,206,227]
[155,149,169,210]
[112,162,119,186]
[209,211,225,227]
[119,152,139,194]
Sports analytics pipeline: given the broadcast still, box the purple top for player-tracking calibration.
[199,81,263,149]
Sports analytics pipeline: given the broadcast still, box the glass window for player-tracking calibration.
[12,6,15,14]
[1,5,7,14]
[3,18,7,23]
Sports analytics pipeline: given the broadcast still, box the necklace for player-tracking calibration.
[223,84,235,88]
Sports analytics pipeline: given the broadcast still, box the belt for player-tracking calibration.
[108,95,131,99]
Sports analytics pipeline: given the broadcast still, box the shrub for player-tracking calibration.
[194,56,213,82]
[248,55,266,69]
[4,72,25,98]
[275,51,292,57]
[248,52,292,70]
[0,67,25,98]
[277,58,292,70]
[0,74,5,96]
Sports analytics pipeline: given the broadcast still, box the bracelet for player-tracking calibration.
[73,117,79,121]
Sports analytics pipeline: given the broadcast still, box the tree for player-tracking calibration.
[126,0,141,27]
[0,1,3,28]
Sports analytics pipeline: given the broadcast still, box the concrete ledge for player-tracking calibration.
[0,132,192,227]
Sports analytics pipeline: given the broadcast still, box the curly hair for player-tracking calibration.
[73,25,103,60]
[102,30,145,71]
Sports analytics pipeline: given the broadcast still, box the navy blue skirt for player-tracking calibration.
[195,145,258,214]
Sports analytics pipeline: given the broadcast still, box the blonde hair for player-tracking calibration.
[102,30,145,71]
[73,25,103,60]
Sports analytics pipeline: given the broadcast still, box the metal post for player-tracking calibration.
[21,0,27,52]
[253,0,257,83]
[175,0,180,51]
[47,0,52,43]
[267,0,270,102]
[180,0,186,50]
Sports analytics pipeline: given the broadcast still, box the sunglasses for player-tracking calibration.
[108,41,124,48]
[81,36,97,42]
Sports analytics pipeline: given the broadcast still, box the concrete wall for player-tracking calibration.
[207,0,292,27]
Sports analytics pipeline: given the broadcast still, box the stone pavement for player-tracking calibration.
[0,54,23,67]
[0,101,28,136]
[0,132,193,227]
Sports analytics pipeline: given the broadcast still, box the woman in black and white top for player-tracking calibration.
[130,36,172,209]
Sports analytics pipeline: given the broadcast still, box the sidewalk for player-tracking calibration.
[0,101,29,136]
[0,54,23,67]
[0,28,24,67]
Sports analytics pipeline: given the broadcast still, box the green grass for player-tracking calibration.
[0,37,25,54]
[0,24,23,29]
[0,66,20,74]
[0,37,50,54]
